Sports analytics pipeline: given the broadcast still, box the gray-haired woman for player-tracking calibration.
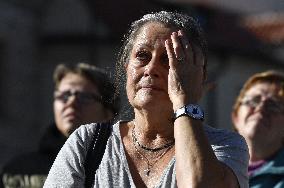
[44,11,249,188]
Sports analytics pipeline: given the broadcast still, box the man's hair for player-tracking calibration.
[53,63,120,115]
[232,70,284,116]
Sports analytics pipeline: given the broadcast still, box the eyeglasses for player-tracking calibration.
[54,90,102,105]
[241,95,284,113]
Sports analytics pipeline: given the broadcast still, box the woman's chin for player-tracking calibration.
[129,90,171,109]
[135,98,170,110]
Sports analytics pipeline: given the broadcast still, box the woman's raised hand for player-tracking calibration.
[165,30,204,110]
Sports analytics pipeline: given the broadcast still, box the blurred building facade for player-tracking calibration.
[0,0,283,170]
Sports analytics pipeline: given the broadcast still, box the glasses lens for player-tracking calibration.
[242,96,261,108]
[54,90,102,104]
[242,95,284,113]
[54,91,72,103]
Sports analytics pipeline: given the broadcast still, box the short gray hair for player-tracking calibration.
[115,10,208,96]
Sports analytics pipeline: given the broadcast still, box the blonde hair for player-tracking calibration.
[232,70,284,116]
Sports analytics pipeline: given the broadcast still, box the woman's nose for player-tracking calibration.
[144,60,160,77]
[65,95,80,107]
[255,98,270,113]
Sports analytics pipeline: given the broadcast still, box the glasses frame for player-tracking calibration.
[240,95,284,114]
[54,90,102,105]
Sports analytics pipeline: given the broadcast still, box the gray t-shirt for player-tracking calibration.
[44,121,249,188]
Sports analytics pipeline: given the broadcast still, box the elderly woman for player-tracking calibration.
[44,11,248,188]
[232,70,284,188]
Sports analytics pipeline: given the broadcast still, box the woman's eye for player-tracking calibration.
[136,51,151,62]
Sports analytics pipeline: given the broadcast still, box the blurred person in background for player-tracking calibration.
[0,63,120,188]
[232,70,284,188]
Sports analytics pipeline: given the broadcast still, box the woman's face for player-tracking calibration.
[233,82,284,147]
[53,73,112,137]
[125,22,174,110]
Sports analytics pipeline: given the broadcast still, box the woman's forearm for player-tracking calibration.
[174,116,238,188]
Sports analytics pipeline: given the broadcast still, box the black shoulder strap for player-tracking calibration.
[84,122,112,188]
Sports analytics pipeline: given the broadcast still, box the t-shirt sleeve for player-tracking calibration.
[43,123,96,188]
[205,125,249,188]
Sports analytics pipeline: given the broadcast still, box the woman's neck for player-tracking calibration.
[132,109,174,144]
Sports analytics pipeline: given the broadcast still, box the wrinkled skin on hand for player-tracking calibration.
[165,30,205,110]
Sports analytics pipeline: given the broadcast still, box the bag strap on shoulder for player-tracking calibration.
[84,121,112,188]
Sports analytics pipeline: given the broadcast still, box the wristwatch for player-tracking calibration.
[173,104,204,121]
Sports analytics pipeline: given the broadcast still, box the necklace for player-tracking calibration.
[131,122,174,176]
[132,122,175,152]
[132,131,173,176]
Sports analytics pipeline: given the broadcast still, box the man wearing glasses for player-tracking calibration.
[232,70,284,188]
[0,63,120,188]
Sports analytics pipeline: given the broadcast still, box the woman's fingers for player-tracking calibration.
[165,39,177,68]
[166,30,196,68]
[166,30,205,104]
[177,30,204,67]
[177,30,194,65]
[171,32,185,63]
[165,30,203,71]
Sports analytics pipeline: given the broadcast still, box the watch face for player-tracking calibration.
[187,104,204,119]
[174,104,204,121]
